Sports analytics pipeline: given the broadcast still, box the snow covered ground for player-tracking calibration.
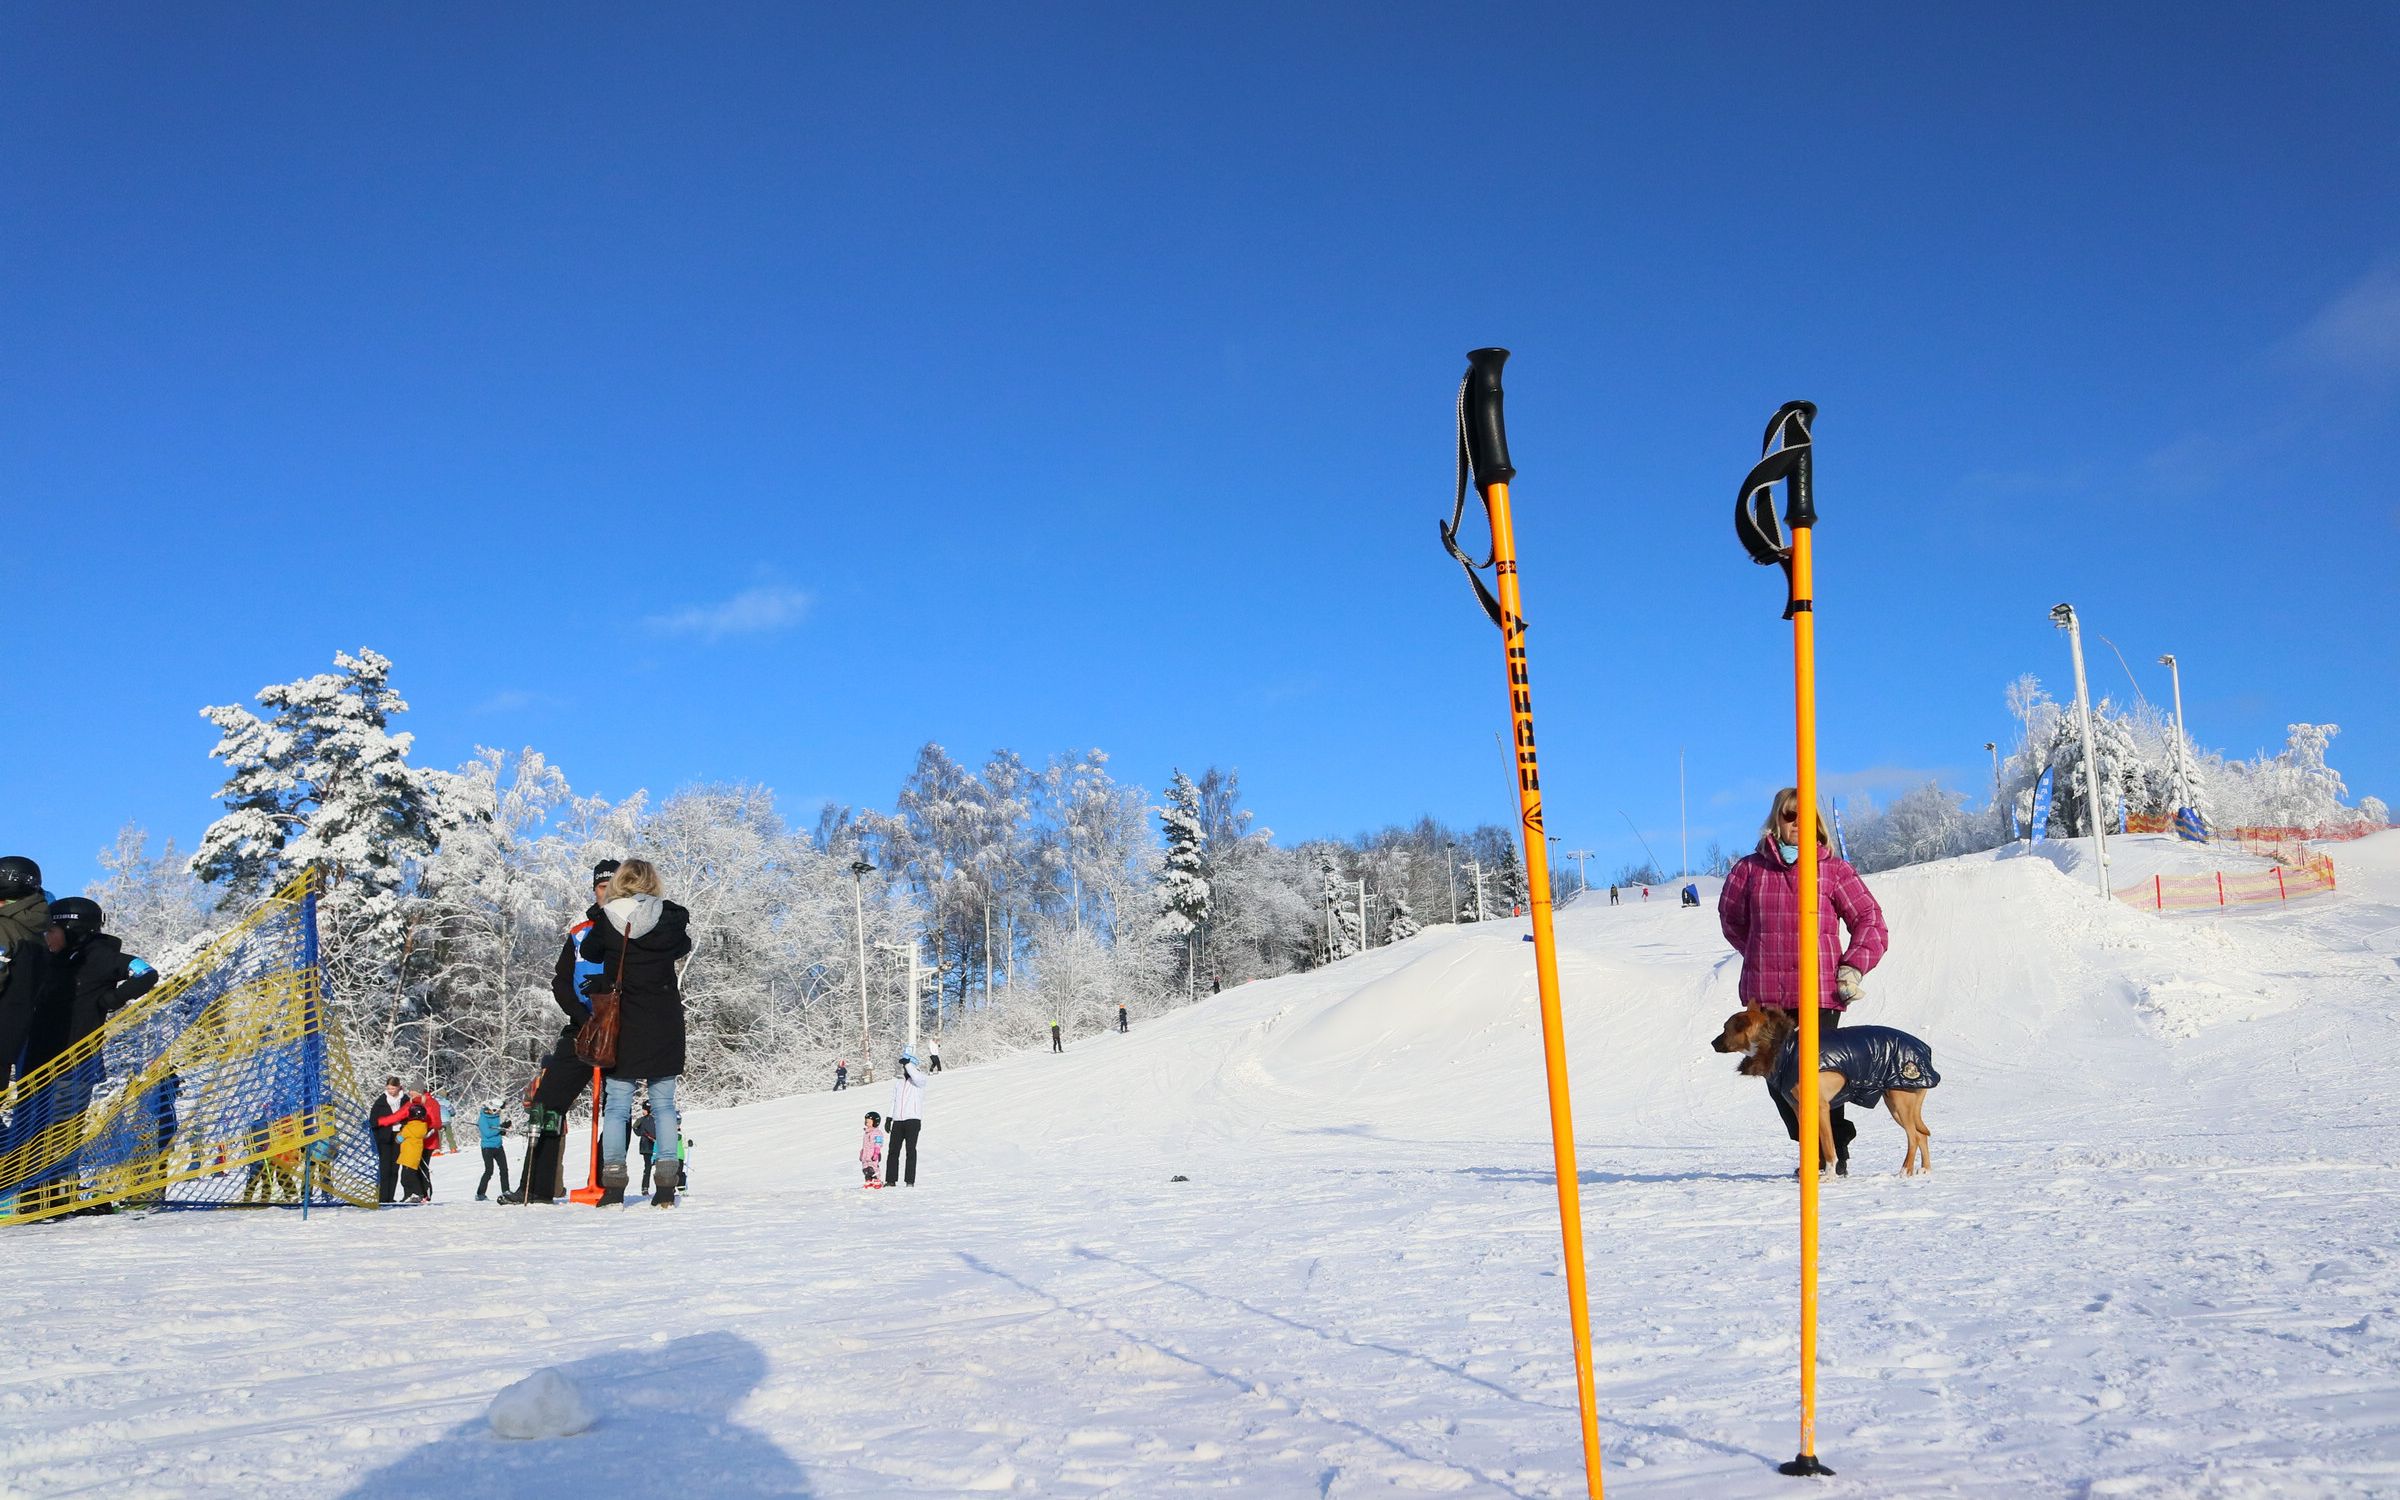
[5,833,2397,1498]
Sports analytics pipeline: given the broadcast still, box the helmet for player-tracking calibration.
[0,856,40,900]
[899,1049,917,1065]
[48,896,104,940]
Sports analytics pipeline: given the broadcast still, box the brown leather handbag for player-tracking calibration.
[574,917,626,1070]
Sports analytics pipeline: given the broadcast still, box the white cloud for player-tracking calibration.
[645,585,813,643]
[2291,265,2400,375]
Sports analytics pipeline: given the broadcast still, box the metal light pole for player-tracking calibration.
[1355,879,1371,949]
[2051,604,2112,897]
[1444,843,1459,924]
[1564,849,1593,891]
[2159,653,2192,814]
[1984,742,1999,808]
[849,859,876,1071]
[1466,859,1487,923]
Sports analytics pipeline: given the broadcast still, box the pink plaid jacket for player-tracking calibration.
[1717,837,1889,1010]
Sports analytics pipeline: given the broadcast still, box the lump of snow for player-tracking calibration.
[487,1367,595,1440]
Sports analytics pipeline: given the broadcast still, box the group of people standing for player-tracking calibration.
[0,855,161,1213]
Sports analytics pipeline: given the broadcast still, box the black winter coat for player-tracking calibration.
[0,893,50,1076]
[26,933,157,1069]
[578,898,693,1080]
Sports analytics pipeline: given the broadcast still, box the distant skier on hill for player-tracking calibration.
[1050,1020,1063,1054]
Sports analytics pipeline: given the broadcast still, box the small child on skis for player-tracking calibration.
[859,1111,885,1187]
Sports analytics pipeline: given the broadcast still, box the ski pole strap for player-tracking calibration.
[1439,347,1520,630]
[1735,400,1817,618]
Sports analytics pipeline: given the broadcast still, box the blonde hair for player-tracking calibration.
[1760,787,1831,847]
[606,858,663,899]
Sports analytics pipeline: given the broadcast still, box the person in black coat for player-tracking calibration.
[368,1075,410,1203]
[502,859,619,1204]
[16,897,157,1207]
[578,858,692,1207]
[0,854,50,1091]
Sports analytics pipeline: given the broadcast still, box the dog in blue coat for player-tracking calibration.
[1712,1006,1940,1175]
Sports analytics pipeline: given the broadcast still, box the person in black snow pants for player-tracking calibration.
[636,1102,658,1194]
[884,1050,927,1187]
[1050,1020,1063,1054]
[474,1102,512,1200]
[927,1041,941,1074]
[368,1076,409,1203]
[504,859,618,1203]
[833,1058,848,1091]
[1117,1004,1128,1033]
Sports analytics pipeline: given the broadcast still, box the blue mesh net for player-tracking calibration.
[1,875,380,1223]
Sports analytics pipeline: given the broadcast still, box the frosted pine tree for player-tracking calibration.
[193,649,457,1055]
[1383,885,1421,943]
[1153,770,1211,1000]
[1318,852,1361,962]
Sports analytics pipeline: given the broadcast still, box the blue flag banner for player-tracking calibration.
[1833,802,1850,863]
[2174,806,2207,843]
[2119,797,2129,834]
[2031,766,2056,844]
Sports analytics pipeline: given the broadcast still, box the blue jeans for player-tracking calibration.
[603,1075,677,1171]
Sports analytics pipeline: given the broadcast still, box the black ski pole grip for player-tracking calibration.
[1763,400,1816,529]
[1463,347,1516,490]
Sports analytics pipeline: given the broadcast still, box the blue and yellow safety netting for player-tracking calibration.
[0,873,380,1225]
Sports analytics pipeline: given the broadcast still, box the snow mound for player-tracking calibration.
[486,1367,595,1440]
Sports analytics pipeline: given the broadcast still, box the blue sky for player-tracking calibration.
[6,5,2395,894]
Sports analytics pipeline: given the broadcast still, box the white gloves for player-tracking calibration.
[1836,965,1865,1003]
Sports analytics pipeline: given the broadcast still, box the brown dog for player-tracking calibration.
[1710,1006,1937,1175]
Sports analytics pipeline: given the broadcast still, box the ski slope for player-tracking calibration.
[4,834,2397,1498]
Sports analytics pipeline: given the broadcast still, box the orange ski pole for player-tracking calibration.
[1441,347,1604,1498]
[1737,400,1835,1478]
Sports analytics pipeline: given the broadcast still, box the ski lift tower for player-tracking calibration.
[2050,604,2112,898]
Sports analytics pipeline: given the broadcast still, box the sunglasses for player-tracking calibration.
[1778,811,1801,825]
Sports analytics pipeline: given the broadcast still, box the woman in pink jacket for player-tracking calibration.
[1717,786,1890,1173]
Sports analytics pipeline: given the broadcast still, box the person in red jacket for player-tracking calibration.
[1717,786,1890,1173]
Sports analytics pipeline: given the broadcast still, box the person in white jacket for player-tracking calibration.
[885,1050,927,1187]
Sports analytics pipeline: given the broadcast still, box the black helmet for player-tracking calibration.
[0,855,40,900]
[48,896,104,939]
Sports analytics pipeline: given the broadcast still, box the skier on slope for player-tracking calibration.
[474,1102,512,1200]
[884,1050,926,1187]
[505,859,619,1203]
[1717,787,1890,1175]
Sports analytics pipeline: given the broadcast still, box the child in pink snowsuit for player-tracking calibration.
[859,1110,885,1187]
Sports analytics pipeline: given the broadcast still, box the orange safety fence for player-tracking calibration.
[2118,850,2337,911]
[2125,812,2171,834]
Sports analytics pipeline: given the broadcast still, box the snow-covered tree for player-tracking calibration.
[86,823,216,975]
[1153,769,1211,998]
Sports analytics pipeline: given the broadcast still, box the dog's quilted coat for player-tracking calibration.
[1772,1024,1941,1111]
